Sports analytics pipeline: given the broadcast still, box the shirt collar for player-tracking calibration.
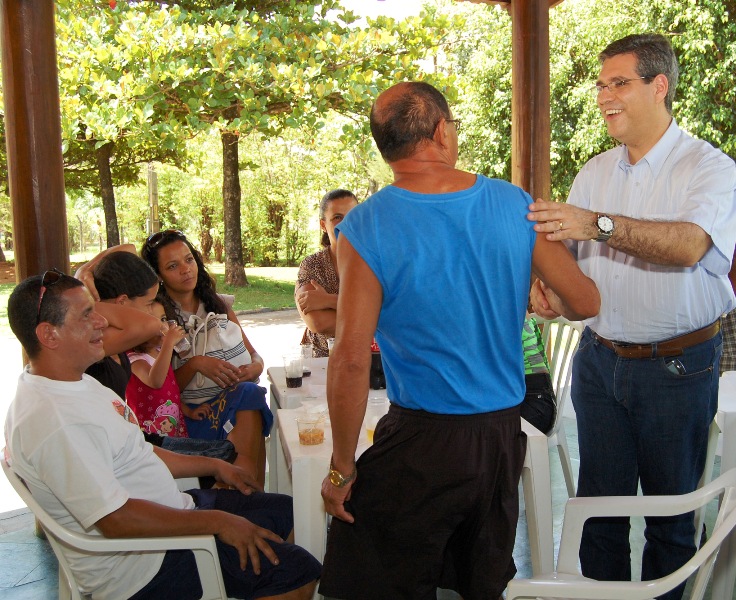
[617,119,681,177]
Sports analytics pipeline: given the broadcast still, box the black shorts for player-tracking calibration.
[319,403,527,600]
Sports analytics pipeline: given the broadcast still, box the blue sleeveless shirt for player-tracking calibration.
[336,175,535,414]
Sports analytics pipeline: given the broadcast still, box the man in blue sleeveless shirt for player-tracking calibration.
[319,81,600,600]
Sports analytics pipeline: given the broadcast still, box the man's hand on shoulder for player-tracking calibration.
[528,199,598,242]
[528,198,712,267]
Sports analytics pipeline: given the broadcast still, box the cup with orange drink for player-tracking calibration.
[296,415,325,446]
[364,397,388,443]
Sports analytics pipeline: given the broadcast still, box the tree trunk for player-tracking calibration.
[265,201,285,266]
[96,141,120,248]
[0,245,5,262]
[214,238,224,263]
[220,130,248,286]
[77,215,85,253]
[199,195,214,262]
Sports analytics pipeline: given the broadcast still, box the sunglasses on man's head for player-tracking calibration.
[145,229,186,249]
[36,268,67,325]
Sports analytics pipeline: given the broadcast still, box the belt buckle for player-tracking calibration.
[611,341,652,359]
[610,341,632,354]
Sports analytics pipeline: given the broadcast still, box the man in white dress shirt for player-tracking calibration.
[529,33,736,600]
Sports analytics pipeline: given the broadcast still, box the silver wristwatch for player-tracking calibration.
[595,214,615,242]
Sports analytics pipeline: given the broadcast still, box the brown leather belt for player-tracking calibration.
[592,321,721,359]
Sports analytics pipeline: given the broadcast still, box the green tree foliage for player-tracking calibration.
[56,1,189,247]
[140,119,391,268]
[650,0,736,159]
[238,119,390,267]
[451,5,512,180]
[53,0,458,284]
[454,0,735,200]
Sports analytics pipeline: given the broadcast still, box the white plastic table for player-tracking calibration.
[267,357,332,493]
[268,364,555,576]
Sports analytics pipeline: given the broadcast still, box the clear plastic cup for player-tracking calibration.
[167,320,191,354]
[296,416,325,445]
[301,343,313,377]
[365,397,388,443]
[283,354,303,388]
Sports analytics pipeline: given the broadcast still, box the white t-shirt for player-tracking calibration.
[4,367,195,599]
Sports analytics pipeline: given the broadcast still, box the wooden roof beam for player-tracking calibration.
[454,0,564,9]
[0,2,69,281]
[453,0,555,199]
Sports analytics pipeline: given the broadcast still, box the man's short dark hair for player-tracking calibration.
[370,82,452,162]
[8,274,83,358]
[599,33,679,114]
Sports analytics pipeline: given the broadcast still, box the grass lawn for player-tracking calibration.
[0,265,298,337]
[0,283,15,337]
[208,264,299,312]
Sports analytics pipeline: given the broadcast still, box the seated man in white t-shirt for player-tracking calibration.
[3,271,320,600]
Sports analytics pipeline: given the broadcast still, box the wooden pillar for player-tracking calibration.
[1,0,69,282]
[509,0,551,200]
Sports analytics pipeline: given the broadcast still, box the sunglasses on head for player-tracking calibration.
[145,229,186,249]
[36,268,67,325]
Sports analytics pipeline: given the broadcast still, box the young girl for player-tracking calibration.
[126,299,206,437]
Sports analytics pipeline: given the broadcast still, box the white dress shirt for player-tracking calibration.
[567,120,736,343]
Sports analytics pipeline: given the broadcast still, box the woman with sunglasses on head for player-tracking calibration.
[141,230,272,487]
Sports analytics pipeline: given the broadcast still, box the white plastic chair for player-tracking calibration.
[535,316,584,497]
[506,467,736,600]
[2,457,229,600]
[694,372,736,552]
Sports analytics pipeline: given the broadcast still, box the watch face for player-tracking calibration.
[329,471,344,487]
[598,215,614,233]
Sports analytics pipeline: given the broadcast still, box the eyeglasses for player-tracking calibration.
[37,268,66,325]
[589,76,653,96]
[446,118,462,133]
[145,229,186,249]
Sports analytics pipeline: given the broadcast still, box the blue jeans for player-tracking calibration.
[572,327,721,600]
[127,490,321,600]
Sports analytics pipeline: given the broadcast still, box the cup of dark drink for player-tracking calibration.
[283,354,303,388]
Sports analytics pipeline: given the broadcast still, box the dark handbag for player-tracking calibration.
[521,372,556,434]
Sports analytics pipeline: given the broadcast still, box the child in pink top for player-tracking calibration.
[126,300,206,437]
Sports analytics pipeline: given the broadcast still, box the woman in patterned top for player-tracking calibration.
[295,189,358,357]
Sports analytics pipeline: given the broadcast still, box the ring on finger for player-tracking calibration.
[559,221,564,230]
